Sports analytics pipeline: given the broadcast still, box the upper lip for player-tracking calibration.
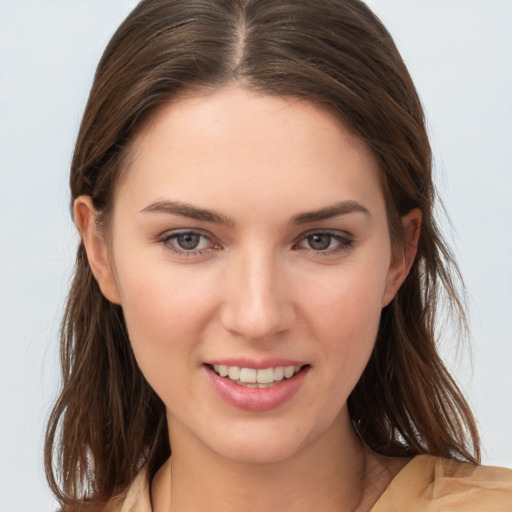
[204,358,308,370]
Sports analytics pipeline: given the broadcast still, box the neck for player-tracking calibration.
[151,410,393,512]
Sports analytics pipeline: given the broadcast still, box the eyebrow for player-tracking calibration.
[291,201,371,224]
[140,200,234,227]
[140,199,370,226]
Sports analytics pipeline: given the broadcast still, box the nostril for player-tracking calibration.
[219,299,296,341]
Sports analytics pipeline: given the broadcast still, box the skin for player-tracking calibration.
[75,86,421,511]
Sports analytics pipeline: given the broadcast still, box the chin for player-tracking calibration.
[198,413,339,466]
[209,433,308,465]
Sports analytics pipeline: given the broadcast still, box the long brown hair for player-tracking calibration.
[45,0,480,508]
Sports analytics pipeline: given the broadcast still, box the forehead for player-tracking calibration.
[116,86,385,221]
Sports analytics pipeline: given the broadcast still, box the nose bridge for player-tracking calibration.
[220,244,294,340]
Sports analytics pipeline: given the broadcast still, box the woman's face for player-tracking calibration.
[80,86,414,464]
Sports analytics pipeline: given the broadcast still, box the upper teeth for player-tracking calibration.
[212,365,301,384]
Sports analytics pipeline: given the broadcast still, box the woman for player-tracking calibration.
[45,0,512,510]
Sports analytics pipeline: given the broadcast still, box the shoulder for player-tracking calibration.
[372,455,512,512]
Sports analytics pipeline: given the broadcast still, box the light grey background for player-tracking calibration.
[0,1,511,510]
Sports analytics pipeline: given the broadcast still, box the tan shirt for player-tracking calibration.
[108,455,512,511]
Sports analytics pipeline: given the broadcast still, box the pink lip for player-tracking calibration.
[204,364,309,412]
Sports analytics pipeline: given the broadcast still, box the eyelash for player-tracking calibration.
[155,229,354,257]
[156,230,220,257]
[292,230,354,256]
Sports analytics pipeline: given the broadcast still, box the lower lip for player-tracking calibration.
[205,365,309,411]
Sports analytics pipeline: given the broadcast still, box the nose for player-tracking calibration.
[219,248,296,341]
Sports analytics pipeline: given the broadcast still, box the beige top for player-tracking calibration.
[107,455,512,512]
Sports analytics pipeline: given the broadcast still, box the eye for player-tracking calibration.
[157,230,220,255]
[305,233,334,251]
[293,231,353,255]
[173,232,206,250]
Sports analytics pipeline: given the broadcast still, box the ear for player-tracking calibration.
[73,196,122,305]
[381,208,422,307]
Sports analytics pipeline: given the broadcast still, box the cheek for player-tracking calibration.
[303,260,387,336]
[299,260,388,383]
[114,255,218,386]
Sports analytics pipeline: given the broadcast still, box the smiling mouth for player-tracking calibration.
[209,364,308,388]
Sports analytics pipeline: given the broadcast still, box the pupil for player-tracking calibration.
[177,233,200,250]
[309,234,330,250]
